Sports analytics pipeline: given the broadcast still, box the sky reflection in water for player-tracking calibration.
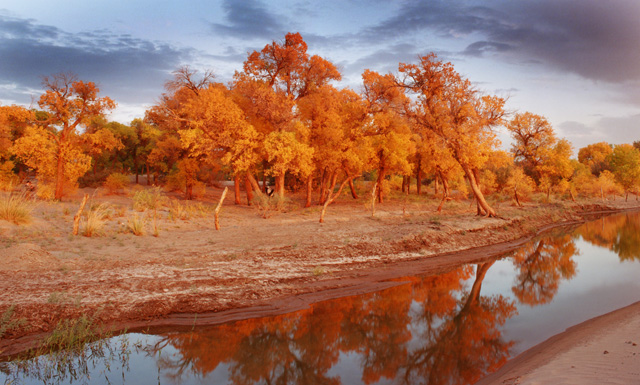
[4,212,640,385]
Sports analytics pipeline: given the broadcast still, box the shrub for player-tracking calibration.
[103,173,129,195]
[252,193,294,218]
[132,187,166,212]
[0,161,18,191]
[36,183,55,201]
[127,213,146,236]
[83,204,110,237]
[0,192,32,225]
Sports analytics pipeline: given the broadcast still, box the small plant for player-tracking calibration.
[127,213,146,236]
[83,203,110,237]
[0,192,33,224]
[0,305,27,338]
[103,173,129,195]
[132,187,166,212]
[311,266,326,276]
[168,199,189,221]
[252,193,293,219]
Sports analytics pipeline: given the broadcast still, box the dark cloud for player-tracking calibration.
[210,0,284,39]
[363,0,640,84]
[0,15,193,107]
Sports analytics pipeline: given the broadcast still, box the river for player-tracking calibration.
[3,211,640,385]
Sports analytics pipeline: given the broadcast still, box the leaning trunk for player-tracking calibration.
[462,164,497,217]
[245,175,253,206]
[348,178,358,199]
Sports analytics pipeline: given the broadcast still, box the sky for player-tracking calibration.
[0,0,638,152]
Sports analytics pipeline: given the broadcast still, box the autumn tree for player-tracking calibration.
[361,70,414,203]
[506,112,556,182]
[238,32,341,198]
[0,105,33,187]
[607,144,640,200]
[297,86,368,206]
[146,66,217,199]
[12,74,116,199]
[578,142,612,176]
[399,54,505,216]
[538,138,574,201]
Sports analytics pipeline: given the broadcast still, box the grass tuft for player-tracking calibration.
[127,213,146,236]
[83,203,110,237]
[0,192,33,225]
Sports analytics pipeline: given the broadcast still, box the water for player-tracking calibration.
[3,212,640,385]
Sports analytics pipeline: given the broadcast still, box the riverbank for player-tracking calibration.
[1,187,639,359]
[476,300,640,384]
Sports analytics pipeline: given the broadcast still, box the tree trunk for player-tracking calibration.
[275,173,285,197]
[436,170,451,213]
[462,164,497,217]
[234,174,241,205]
[214,187,228,230]
[319,175,352,223]
[318,168,326,205]
[245,175,253,206]
[305,175,313,208]
[133,147,139,184]
[348,178,358,199]
[401,176,407,193]
[72,194,89,235]
[146,163,151,186]
[262,160,268,193]
[54,148,65,200]
[514,185,522,207]
[246,172,263,195]
[376,167,386,203]
[416,155,422,195]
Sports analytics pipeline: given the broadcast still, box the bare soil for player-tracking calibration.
[1,184,639,357]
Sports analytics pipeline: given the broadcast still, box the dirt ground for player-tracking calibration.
[1,183,639,357]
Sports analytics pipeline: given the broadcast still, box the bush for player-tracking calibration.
[83,204,110,237]
[252,193,294,218]
[0,192,32,225]
[36,183,55,201]
[103,173,129,195]
[0,161,18,191]
[132,187,166,212]
[127,213,146,236]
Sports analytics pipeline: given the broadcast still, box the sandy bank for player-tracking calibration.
[477,301,640,384]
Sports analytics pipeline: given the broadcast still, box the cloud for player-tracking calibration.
[363,0,640,84]
[0,15,193,109]
[209,0,284,39]
[559,114,640,151]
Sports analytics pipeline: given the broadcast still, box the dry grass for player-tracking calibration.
[82,204,110,237]
[0,192,33,225]
[127,213,146,236]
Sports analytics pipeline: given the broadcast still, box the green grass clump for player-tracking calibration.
[0,193,32,225]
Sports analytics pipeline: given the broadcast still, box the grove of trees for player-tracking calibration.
[2,32,640,211]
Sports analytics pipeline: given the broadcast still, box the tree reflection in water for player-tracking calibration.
[145,262,517,385]
[8,212,640,385]
[575,211,640,262]
[510,234,578,306]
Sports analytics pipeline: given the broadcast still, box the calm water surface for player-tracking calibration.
[3,211,640,385]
